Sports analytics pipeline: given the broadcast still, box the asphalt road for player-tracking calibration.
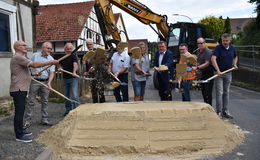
[0,76,260,160]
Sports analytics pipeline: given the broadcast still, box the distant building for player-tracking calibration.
[229,18,255,35]
[0,0,37,98]
[128,39,148,51]
[36,1,103,54]
[113,13,129,42]
[36,2,129,55]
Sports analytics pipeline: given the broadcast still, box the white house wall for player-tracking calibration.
[0,0,34,98]
[116,17,127,42]
[77,7,104,52]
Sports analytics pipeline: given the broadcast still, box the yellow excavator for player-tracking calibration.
[93,0,217,89]
[94,0,217,59]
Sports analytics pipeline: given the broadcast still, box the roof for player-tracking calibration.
[228,18,255,34]
[128,39,148,52]
[36,1,95,42]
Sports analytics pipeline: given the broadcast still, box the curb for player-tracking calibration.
[35,148,56,160]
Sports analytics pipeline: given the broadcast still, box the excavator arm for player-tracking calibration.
[95,0,169,45]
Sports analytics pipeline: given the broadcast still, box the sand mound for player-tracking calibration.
[38,102,245,160]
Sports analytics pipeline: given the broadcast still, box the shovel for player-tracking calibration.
[109,72,128,86]
[31,78,80,105]
[193,67,235,84]
[59,68,95,81]
[38,44,83,73]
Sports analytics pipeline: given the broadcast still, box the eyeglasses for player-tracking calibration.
[179,49,185,51]
[197,42,204,44]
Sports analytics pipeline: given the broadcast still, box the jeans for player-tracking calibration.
[63,78,80,112]
[182,80,191,101]
[132,81,146,96]
[10,91,27,138]
[25,80,50,122]
[214,72,232,113]
[113,73,129,102]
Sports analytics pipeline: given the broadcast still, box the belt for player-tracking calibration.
[34,78,49,82]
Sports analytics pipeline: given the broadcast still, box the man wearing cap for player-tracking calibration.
[108,42,130,102]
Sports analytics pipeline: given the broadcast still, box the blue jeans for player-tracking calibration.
[132,81,146,96]
[10,91,27,138]
[182,80,191,101]
[63,78,80,112]
[215,72,232,113]
[113,73,129,102]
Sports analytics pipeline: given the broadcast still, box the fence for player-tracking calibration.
[235,45,260,71]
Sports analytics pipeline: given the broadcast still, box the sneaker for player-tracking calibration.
[22,131,32,136]
[16,136,32,143]
[222,112,234,119]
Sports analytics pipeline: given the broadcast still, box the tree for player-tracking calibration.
[198,16,225,41]
[224,17,231,34]
[249,0,260,26]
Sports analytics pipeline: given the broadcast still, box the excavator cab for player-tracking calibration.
[167,22,206,63]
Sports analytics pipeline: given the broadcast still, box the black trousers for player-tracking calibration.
[113,73,129,102]
[10,91,27,138]
[91,79,105,103]
[158,74,172,101]
[201,71,214,105]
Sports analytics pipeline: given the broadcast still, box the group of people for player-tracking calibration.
[9,33,238,143]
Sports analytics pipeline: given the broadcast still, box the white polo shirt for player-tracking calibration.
[110,51,130,74]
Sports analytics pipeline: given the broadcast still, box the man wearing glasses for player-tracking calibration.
[10,41,58,143]
[24,42,56,127]
[193,38,214,105]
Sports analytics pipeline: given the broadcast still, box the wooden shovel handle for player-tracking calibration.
[206,67,235,81]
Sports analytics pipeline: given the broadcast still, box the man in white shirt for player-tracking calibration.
[108,42,130,102]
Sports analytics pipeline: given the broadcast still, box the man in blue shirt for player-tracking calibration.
[211,33,238,119]
[24,42,56,127]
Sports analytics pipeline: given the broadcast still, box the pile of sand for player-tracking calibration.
[38,102,245,160]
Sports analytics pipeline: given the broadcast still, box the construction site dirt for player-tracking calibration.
[0,76,260,160]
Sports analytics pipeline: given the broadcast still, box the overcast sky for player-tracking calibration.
[38,0,257,41]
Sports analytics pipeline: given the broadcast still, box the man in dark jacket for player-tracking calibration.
[154,41,174,101]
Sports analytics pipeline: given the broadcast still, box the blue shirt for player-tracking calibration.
[213,45,237,72]
[31,52,55,79]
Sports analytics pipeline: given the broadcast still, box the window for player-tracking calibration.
[87,30,92,38]
[0,1,17,57]
[0,12,11,52]
[168,28,180,47]
[96,34,101,44]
